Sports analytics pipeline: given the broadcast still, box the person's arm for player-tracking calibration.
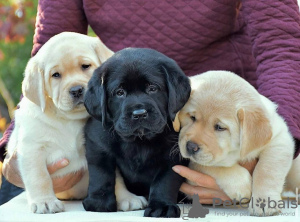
[32,0,88,56]
[242,0,300,158]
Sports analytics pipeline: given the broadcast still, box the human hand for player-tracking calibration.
[47,159,85,193]
[172,165,231,204]
[172,159,257,204]
[2,152,84,193]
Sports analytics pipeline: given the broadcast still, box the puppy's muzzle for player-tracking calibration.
[69,85,84,99]
[186,141,200,155]
[132,109,148,120]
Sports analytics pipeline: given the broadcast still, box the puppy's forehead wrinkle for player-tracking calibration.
[107,70,165,93]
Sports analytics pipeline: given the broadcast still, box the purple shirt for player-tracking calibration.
[1,0,300,160]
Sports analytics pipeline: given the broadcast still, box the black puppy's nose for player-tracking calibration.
[186,141,200,155]
[132,109,148,120]
[69,85,84,98]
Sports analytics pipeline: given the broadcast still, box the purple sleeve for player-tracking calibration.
[32,0,88,56]
[0,0,88,161]
[242,0,300,158]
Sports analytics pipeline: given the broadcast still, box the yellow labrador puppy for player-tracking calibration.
[173,71,296,216]
[6,32,147,213]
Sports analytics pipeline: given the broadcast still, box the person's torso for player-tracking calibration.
[83,0,257,85]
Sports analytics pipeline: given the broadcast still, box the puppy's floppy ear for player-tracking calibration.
[22,57,46,112]
[237,107,272,159]
[84,65,109,124]
[161,59,191,121]
[172,112,181,132]
[93,37,114,64]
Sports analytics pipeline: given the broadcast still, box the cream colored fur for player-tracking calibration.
[174,71,297,216]
[6,32,147,213]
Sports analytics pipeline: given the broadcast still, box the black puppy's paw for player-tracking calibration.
[83,196,117,212]
[144,201,180,218]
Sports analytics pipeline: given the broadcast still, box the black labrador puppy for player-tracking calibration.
[83,48,191,218]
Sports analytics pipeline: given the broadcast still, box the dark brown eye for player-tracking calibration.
[214,124,226,131]
[82,64,91,70]
[116,88,126,97]
[52,72,61,78]
[147,84,158,94]
[190,116,196,122]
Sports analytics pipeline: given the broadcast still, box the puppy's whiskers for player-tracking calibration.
[169,143,184,162]
[165,122,171,131]
[108,125,116,137]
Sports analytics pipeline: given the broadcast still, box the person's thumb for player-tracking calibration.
[47,158,69,174]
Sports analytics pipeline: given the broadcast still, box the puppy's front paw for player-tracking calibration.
[144,201,180,218]
[222,179,252,202]
[217,167,252,202]
[117,192,148,211]
[249,196,281,216]
[30,198,64,214]
[83,196,117,212]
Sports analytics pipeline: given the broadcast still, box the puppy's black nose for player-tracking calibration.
[132,109,148,120]
[70,85,84,98]
[186,141,200,155]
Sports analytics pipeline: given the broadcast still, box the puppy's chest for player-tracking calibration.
[118,146,156,170]
[45,122,85,164]
[115,142,169,179]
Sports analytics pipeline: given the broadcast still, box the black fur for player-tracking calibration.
[83,48,191,218]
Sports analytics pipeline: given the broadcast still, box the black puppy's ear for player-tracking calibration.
[161,59,191,121]
[84,66,108,124]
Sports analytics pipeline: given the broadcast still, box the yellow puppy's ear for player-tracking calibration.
[93,37,114,64]
[172,112,181,132]
[22,58,46,112]
[237,108,272,159]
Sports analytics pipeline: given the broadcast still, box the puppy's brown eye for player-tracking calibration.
[146,84,158,94]
[82,64,91,70]
[52,72,61,78]
[214,124,226,131]
[116,89,126,97]
[190,116,196,122]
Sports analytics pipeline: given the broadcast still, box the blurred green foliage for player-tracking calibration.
[0,0,38,105]
[0,0,38,132]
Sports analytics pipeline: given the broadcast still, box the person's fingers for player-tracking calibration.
[180,182,228,199]
[47,159,69,174]
[239,159,258,176]
[199,199,217,204]
[172,165,219,189]
[180,183,231,203]
[52,169,84,193]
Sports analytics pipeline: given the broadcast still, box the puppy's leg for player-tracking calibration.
[249,143,293,216]
[144,166,183,218]
[115,169,148,211]
[285,156,300,197]
[19,147,64,214]
[82,150,117,212]
[194,163,252,203]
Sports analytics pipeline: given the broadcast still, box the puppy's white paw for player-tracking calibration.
[249,196,281,216]
[117,193,148,211]
[223,180,252,202]
[30,198,64,214]
[218,169,252,202]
